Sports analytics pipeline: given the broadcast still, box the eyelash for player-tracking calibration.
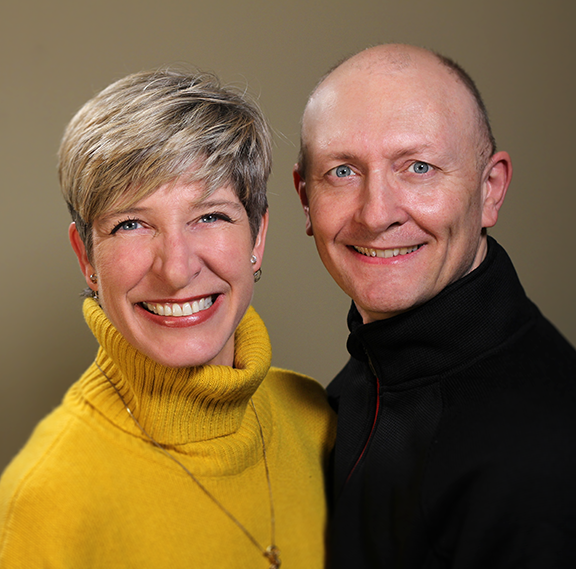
[199,212,233,224]
[407,161,433,174]
[110,212,235,235]
[110,217,142,234]
[328,165,356,178]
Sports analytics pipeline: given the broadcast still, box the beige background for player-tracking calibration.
[1,0,574,472]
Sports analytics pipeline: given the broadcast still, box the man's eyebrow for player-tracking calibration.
[317,140,436,162]
[314,151,361,164]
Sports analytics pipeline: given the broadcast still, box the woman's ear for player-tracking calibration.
[251,211,269,271]
[481,151,513,229]
[69,222,97,292]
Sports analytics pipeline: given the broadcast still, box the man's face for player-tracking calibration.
[296,54,507,323]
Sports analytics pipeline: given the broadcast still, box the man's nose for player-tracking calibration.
[153,231,201,289]
[354,171,409,232]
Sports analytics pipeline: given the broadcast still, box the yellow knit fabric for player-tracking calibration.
[0,300,336,568]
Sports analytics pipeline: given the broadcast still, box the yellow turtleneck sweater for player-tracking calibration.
[0,300,336,568]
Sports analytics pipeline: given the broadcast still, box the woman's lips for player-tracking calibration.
[141,295,215,317]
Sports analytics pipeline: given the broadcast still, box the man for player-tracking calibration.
[294,44,576,568]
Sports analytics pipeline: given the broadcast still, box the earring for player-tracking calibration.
[90,273,98,284]
[251,255,261,282]
[92,289,99,301]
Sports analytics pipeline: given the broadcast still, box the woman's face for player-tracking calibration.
[70,181,267,368]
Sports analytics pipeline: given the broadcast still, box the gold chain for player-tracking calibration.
[96,362,281,568]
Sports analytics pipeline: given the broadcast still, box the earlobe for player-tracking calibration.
[68,222,97,291]
[293,164,314,236]
[481,151,513,229]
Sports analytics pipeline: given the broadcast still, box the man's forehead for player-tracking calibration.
[340,44,420,76]
[302,50,476,147]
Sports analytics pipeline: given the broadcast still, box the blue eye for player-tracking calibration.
[409,161,431,174]
[112,218,142,233]
[200,213,232,224]
[330,165,354,178]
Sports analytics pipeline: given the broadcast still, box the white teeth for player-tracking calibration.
[143,296,214,317]
[354,245,421,258]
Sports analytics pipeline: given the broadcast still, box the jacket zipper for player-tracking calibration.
[345,354,381,484]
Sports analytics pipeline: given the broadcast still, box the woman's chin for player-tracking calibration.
[138,342,234,369]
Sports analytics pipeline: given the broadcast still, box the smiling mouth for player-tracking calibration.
[141,295,215,317]
[353,244,423,258]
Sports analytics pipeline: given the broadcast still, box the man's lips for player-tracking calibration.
[353,244,423,258]
[140,295,215,317]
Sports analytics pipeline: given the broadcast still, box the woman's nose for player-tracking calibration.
[153,231,200,289]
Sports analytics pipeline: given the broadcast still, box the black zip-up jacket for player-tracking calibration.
[327,238,576,568]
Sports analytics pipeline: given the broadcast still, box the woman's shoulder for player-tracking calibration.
[1,405,74,490]
[262,367,336,438]
[0,406,78,549]
[265,366,328,403]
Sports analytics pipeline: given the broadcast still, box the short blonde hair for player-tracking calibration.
[59,68,271,259]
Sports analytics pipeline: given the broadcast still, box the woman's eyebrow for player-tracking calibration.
[190,199,244,213]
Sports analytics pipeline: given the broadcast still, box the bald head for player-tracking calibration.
[298,44,495,178]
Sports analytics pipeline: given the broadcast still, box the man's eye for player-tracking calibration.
[408,161,432,174]
[329,165,355,178]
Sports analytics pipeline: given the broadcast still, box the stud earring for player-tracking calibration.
[90,273,98,284]
[251,255,262,282]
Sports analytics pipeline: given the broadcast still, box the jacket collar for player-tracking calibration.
[345,238,536,387]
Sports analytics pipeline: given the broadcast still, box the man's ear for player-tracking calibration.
[251,210,269,271]
[68,222,97,292]
[481,151,513,229]
[293,164,314,236]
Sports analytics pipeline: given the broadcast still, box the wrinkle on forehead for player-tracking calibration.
[302,45,481,165]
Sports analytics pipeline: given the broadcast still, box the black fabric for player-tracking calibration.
[327,238,576,568]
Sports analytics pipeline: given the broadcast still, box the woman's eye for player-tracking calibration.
[330,165,355,178]
[200,213,231,224]
[408,161,432,174]
[112,219,142,233]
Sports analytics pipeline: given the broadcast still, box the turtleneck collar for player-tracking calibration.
[72,300,272,449]
[345,237,538,388]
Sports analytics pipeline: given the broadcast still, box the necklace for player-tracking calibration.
[96,362,281,568]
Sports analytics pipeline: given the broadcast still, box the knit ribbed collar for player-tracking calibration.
[346,238,538,388]
[75,300,272,450]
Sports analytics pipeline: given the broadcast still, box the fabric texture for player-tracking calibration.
[0,300,336,568]
[327,237,576,568]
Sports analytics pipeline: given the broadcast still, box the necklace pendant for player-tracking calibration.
[264,545,281,568]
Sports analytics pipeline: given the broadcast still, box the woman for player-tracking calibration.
[0,69,335,567]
